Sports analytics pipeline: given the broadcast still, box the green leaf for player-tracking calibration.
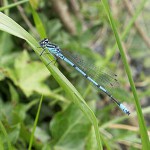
[50,104,91,150]
[8,51,50,97]
[0,121,12,150]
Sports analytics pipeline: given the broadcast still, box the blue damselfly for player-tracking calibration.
[39,38,130,115]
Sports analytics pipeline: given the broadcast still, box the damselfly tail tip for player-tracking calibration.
[127,111,130,115]
[125,110,130,115]
[119,103,130,115]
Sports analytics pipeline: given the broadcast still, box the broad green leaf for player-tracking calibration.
[31,126,50,143]
[50,104,91,150]
[8,51,50,97]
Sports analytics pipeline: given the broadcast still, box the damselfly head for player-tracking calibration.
[39,38,49,48]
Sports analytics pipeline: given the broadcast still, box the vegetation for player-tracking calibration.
[0,0,150,149]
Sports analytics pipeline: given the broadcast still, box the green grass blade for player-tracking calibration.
[0,12,102,150]
[28,95,43,150]
[101,0,150,149]
[30,5,47,39]
[102,0,148,67]
[0,0,29,11]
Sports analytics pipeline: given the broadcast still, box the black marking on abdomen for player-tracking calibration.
[84,74,88,78]
[73,64,76,67]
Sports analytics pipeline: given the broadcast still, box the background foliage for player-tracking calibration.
[0,0,150,150]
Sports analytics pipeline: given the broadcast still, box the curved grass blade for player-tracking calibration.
[0,12,103,150]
